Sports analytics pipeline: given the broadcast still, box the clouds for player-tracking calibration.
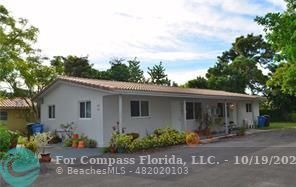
[1,0,285,84]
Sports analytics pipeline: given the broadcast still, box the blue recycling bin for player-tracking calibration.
[31,123,44,134]
[257,116,267,128]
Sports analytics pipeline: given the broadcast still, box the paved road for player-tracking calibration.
[3,129,296,187]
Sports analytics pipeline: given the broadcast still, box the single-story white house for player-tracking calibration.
[34,76,261,147]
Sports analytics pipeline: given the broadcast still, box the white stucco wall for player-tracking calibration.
[237,101,260,127]
[103,95,174,146]
[40,82,260,147]
[102,95,260,145]
[40,83,107,146]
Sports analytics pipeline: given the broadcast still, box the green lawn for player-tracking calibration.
[261,122,296,129]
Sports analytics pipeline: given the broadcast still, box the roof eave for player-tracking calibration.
[116,89,260,100]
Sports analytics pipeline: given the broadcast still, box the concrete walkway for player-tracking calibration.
[245,128,275,135]
[31,129,296,187]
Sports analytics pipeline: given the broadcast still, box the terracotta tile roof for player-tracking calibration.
[0,98,31,109]
[42,76,258,100]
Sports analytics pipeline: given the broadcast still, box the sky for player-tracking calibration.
[1,0,285,84]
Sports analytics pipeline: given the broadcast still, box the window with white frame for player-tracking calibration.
[80,101,91,118]
[130,100,149,117]
[246,103,252,113]
[48,105,55,119]
[186,102,201,120]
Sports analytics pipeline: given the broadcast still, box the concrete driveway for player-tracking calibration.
[50,144,103,160]
[3,129,296,187]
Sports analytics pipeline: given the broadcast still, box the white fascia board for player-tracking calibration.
[36,80,117,100]
[115,90,260,101]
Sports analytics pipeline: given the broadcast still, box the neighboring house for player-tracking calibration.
[34,76,261,147]
[0,98,35,133]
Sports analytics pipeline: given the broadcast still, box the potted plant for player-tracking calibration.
[60,122,77,139]
[73,134,79,139]
[48,131,62,144]
[34,132,53,162]
[87,139,97,148]
[72,139,78,148]
[78,134,88,148]
[78,139,85,148]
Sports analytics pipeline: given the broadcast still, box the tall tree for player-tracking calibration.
[184,76,208,89]
[65,56,96,77]
[107,57,130,81]
[127,57,144,83]
[0,5,57,118]
[206,34,273,94]
[147,62,170,86]
[50,56,65,75]
[255,0,296,95]
[50,55,100,78]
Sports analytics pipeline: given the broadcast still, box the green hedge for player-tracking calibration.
[260,109,296,122]
[109,128,186,153]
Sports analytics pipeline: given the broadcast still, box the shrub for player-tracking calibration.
[237,127,246,136]
[87,139,97,148]
[114,133,133,150]
[289,113,296,122]
[24,140,38,153]
[49,132,62,144]
[34,132,53,153]
[108,128,186,153]
[0,152,8,160]
[154,128,178,136]
[0,126,12,152]
[18,136,28,145]
[126,132,140,141]
[64,138,73,147]
[102,146,110,153]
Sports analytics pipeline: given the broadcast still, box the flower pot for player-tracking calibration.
[40,153,51,163]
[117,147,125,153]
[110,146,116,154]
[77,141,85,148]
[72,141,78,148]
[73,134,79,139]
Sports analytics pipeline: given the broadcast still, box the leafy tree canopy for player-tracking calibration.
[184,76,208,89]
[50,55,99,78]
[127,57,144,83]
[107,57,130,82]
[0,4,57,118]
[147,62,171,86]
[255,0,296,95]
[205,34,273,95]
